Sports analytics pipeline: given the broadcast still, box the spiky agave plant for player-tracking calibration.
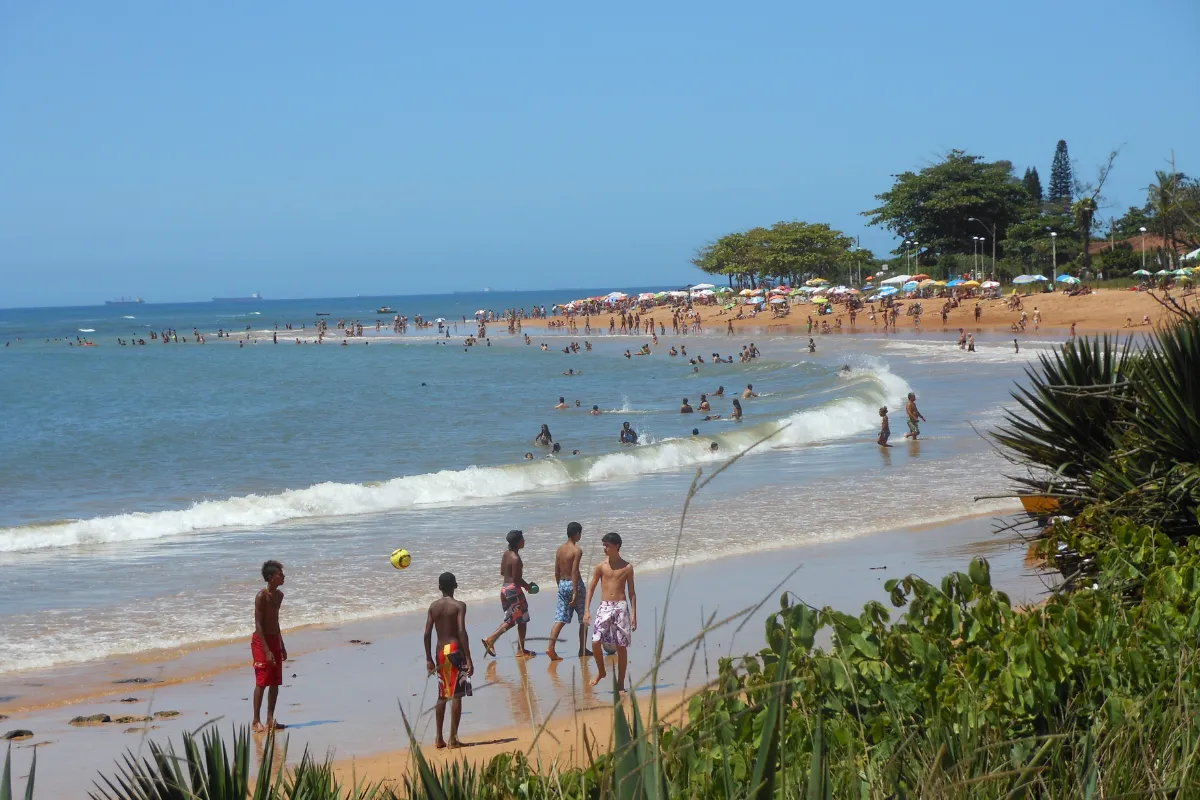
[2,745,36,800]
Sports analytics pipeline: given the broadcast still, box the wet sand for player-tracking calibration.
[0,511,1051,796]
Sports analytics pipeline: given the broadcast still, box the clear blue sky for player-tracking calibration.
[2,0,1197,307]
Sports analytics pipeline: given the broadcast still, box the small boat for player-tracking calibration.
[377,306,394,314]
[1019,495,1060,515]
[316,312,331,316]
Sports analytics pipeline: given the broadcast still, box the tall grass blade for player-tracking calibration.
[750,619,789,800]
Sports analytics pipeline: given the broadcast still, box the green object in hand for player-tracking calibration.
[528,582,540,595]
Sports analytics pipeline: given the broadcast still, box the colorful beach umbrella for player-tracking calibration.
[946,278,966,287]
[902,281,919,292]
[981,280,1000,288]
[769,297,787,304]
[962,280,981,287]
[691,283,715,290]
[1132,269,1152,277]
[1056,275,1080,284]
[911,274,931,282]
[876,286,899,297]
[811,296,829,303]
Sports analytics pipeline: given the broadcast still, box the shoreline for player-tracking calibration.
[0,503,1019,710]
[0,512,1050,796]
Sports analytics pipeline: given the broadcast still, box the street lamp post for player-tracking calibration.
[1140,226,1148,271]
[1050,232,1058,288]
[971,237,979,276]
[967,217,997,281]
[912,241,919,273]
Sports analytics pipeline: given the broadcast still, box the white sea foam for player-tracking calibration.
[78,328,96,333]
[0,364,911,554]
[122,315,136,319]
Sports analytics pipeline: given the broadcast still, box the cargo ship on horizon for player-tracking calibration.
[211,293,263,302]
[105,297,144,305]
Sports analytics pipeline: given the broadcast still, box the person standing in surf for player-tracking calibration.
[481,530,536,659]
[251,560,288,733]
[584,532,637,692]
[424,572,473,749]
[546,522,587,660]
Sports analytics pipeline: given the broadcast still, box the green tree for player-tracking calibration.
[1048,139,1073,210]
[1021,166,1043,204]
[1001,211,1079,274]
[862,150,1028,262]
[1114,204,1154,239]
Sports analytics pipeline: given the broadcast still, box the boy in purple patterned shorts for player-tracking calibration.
[584,532,638,691]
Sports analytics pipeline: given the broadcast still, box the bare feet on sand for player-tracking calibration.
[449,737,463,749]
[436,739,447,749]
[252,721,287,733]
[590,670,606,687]
[518,649,538,659]
[546,649,563,661]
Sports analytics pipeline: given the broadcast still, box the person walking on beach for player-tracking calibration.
[481,530,537,659]
[425,572,473,748]
[584,532,637,692]
[904,393,926,440]
[251,560,288,733]
[546,522,587,660]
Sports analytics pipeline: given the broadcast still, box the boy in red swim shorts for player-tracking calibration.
[251,560,288,732]
[424,572,474,748]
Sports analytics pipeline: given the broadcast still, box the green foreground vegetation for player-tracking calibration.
[4,306,1199,798]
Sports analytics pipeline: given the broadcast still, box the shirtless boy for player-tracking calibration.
[481,530,537,658]
[546,522,586,660]
[743,384,758,399]
[424,572,473,748]
[251,560,288,732]
[584,532,638,691]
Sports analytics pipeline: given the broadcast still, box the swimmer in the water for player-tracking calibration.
[710,442,719,453]
[680,398,694,414]
[524,453,534,460]
[590,405,602,415]
[554,397,568,410]
[545,443,562,457]
[619,422,638,445]
[535,425,553,446]
[713,386,725,397]
[698,394,710,412]
[742,384,758,399]
[808,339,816,353]
[731,398,743,420]
[702,415,722,421]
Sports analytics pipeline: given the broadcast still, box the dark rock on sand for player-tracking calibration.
[0,714,7,721]
[3,730,33,740]
[70,714,112,726]
[119,697,140,703]
[153,710,180,719]
[114,677,157,684]
[114,715,152,724]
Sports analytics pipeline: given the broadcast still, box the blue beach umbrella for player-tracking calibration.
[876,286,899,297]
[1012,275,1037,285]
[902,281,919,292]
[1056,275,1080,284]
[946,278,966,287]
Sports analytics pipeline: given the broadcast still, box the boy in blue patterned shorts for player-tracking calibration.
[546,522,586,660]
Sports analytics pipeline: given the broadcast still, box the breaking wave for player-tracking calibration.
[0,365,910,553]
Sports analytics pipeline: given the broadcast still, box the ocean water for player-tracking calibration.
[0,292,1055,673]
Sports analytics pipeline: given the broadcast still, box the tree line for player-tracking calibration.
[694,142,1199,286]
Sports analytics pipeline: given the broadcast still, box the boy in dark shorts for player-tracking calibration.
[424,572,473,748]
[481,530,537,658]
[584,532,637,691]
[251,560,288,732]
[546,522,586,660]
[878,407,891,447]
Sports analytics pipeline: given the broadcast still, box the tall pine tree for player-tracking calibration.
[1048,140,1073,208]
[1022,167,1043,204]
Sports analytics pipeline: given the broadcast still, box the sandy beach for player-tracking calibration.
[521,287,1183,337]
[1,512,1050,795]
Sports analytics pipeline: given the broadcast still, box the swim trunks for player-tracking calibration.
[555,579,586,624]
[500,583,530,626]
[437,641,472,700]
[907,418,920,436]
[592,600,632,648]
[251,633,284,687]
